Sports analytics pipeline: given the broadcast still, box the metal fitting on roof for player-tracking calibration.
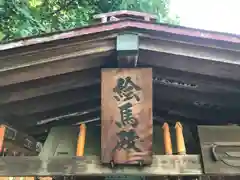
[93,10,157,23]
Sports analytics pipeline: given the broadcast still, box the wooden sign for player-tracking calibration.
[101,68,153,165]
[0,124,42,156]
[198,125,240,175]
[0,124,42,180]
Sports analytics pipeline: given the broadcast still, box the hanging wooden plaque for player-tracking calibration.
[101,68,153,165]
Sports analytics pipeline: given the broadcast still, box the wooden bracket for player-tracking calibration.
[116,33,139,68]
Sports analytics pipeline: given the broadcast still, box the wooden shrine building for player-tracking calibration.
[0,11,239,179]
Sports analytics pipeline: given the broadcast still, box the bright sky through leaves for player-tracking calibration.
[170,0,240,34]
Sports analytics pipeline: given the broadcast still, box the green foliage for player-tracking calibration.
[0,0,180,42]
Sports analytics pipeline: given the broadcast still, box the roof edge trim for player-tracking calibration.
[0,19,239,51]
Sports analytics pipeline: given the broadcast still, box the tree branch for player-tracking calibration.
[50,0,75,16]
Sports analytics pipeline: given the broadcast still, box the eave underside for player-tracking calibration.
[0,29,239,141]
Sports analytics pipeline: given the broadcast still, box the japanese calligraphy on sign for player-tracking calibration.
[101,68,153,165]
[113,76,141,102]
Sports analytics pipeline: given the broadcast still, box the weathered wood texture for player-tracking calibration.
[0,124,42,156]
[139,50,240,81]
[39,126,79,157]
[0,68,100,105]
[81,123,197,156]
[0,177,35,180]
[198,125,240,175]
[101,68,153,165]
[0,155,201,176]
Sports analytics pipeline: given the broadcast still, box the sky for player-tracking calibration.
[169,0,240,34]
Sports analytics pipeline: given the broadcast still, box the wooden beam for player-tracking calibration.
[0,39,114,71]
[0,19,238,52]
[0,68,100,105]
[33,118,101,142]
[26,110,100,136]
[151,67,240,94]
[18,98,100,128]
[0,52,112,87]
[0,85,100,116]
[154,98,240,123]
[154,84,240,109]
[23,97,101,128]
[139,50,240,81]
[0,155,202,176]
[140,38,240,65]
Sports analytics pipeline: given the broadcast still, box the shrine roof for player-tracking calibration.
[0,11,239,140]
[0,16,239,51]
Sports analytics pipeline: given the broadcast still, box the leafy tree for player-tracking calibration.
[0,0,179,42]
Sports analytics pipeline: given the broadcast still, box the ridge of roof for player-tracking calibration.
[0,18,239,51]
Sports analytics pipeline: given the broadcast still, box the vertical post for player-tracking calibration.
[162,122,173,155]
[175,122,186,155]
[0,125,6,153]
[76,124,87,156]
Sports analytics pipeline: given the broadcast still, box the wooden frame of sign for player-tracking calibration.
[101,68,153,166]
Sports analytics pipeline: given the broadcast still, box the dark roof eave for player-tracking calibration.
[0,18,239,51]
